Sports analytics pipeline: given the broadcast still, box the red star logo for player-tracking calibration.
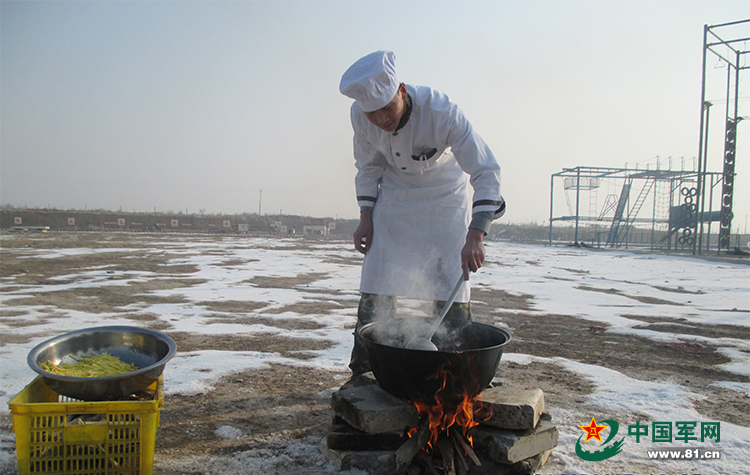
[579,416,608,443]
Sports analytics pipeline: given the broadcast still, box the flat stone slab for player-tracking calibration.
[475,387,545,430]
[319,437,400,475]
[327,416,407,451]
[331,384,419,434]
[469,449,552,475]
[469,415,558,464]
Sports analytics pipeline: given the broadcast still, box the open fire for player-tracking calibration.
[321,319,556,473]
[404,359,491,473]
[405,401,487,473]
[323,370,558,475]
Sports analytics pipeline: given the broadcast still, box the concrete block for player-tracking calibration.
[469,449,552,475]
[469,417,558,464]
[331,384,419,434]
[475,387,545,430]
[319,437,402,474]
[327,416,407,451]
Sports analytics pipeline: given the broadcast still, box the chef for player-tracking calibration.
[340,51,506,376]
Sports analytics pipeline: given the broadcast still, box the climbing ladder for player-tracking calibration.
[625,180,654,227]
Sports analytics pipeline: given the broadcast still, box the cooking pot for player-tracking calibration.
[357,319,511,404]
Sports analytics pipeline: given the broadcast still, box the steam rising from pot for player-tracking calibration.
[362,249,469,349]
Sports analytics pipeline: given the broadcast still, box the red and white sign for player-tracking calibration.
[171,219,179,227]
[329,222,336,229]
[223,220,231,228]
[68,218,75,226]
[14,217,22,224]
[118,218,125,226]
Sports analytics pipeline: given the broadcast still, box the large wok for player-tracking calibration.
[357,319,511,405]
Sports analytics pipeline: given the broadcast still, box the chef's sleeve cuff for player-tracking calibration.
[469,211,494,235]
[357,195,377,212]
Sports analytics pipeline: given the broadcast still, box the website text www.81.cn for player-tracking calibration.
[646,448,722,459]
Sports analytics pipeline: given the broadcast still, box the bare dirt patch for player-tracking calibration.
[320,255,362,267]
[203,315,327,331]
[168,332,335,360]
[555,267,590,275]
[2,285,196,314]
[0,309,27,318]
[574,284,682,305]
[651,285,705,294]
[625,314,750,340]
[243,273,330,288]
[492,311,741,388]
[154,364,341,474]
[1,251,200,286]
[0,332,51,347]
[694,386,750,426]
[264,300,354,315]
[471,286,535,312]
[214,258,259,267]
[194,300,269,314]
[497,360,596,408]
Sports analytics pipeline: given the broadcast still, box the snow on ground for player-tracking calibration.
[1,236,748,474]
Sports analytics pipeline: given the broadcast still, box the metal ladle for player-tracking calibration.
[406,274,467,351]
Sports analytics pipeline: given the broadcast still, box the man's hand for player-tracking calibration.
[461,227,485,280]
[354,211,374,255]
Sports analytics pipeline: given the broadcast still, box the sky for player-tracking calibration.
[1,0,749,227]
[0,236,748,473]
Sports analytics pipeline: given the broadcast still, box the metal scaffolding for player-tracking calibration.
[548,20,748,253]
[697,19,749,254]
[549,164,726,251]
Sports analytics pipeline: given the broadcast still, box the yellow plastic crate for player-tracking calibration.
[8,376,164,475]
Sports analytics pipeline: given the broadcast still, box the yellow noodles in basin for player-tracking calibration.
[41,352,138,377]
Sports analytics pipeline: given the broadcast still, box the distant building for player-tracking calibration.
[302,225,328,236]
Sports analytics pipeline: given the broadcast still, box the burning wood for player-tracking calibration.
[415,451,441,475]
[321,374,558,475]
[452,441,470,475]
[437,437,455,474]
[396,427,482,475]
[395,417,430,469]
[395,382,488,475]
[450,428,480,467]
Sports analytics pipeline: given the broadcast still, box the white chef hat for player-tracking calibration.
[339,51,399,113]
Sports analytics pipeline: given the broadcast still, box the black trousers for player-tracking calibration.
[348,293,472,376]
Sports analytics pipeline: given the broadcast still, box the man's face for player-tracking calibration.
[363,83,407,132]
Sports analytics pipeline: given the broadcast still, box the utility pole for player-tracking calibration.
[259,190,262,215]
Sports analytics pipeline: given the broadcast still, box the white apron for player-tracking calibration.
[352,85,503,303]
[360,160,471,302]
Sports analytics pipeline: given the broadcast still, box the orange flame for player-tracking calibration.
[408,360,492,449]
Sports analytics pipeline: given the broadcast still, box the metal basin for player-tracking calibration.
[27,326,176,401]
[357,319,511,405]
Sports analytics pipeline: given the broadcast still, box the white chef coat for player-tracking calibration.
[350,84,504,302]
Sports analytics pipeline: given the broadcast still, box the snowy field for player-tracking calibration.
[0,233,748,475]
